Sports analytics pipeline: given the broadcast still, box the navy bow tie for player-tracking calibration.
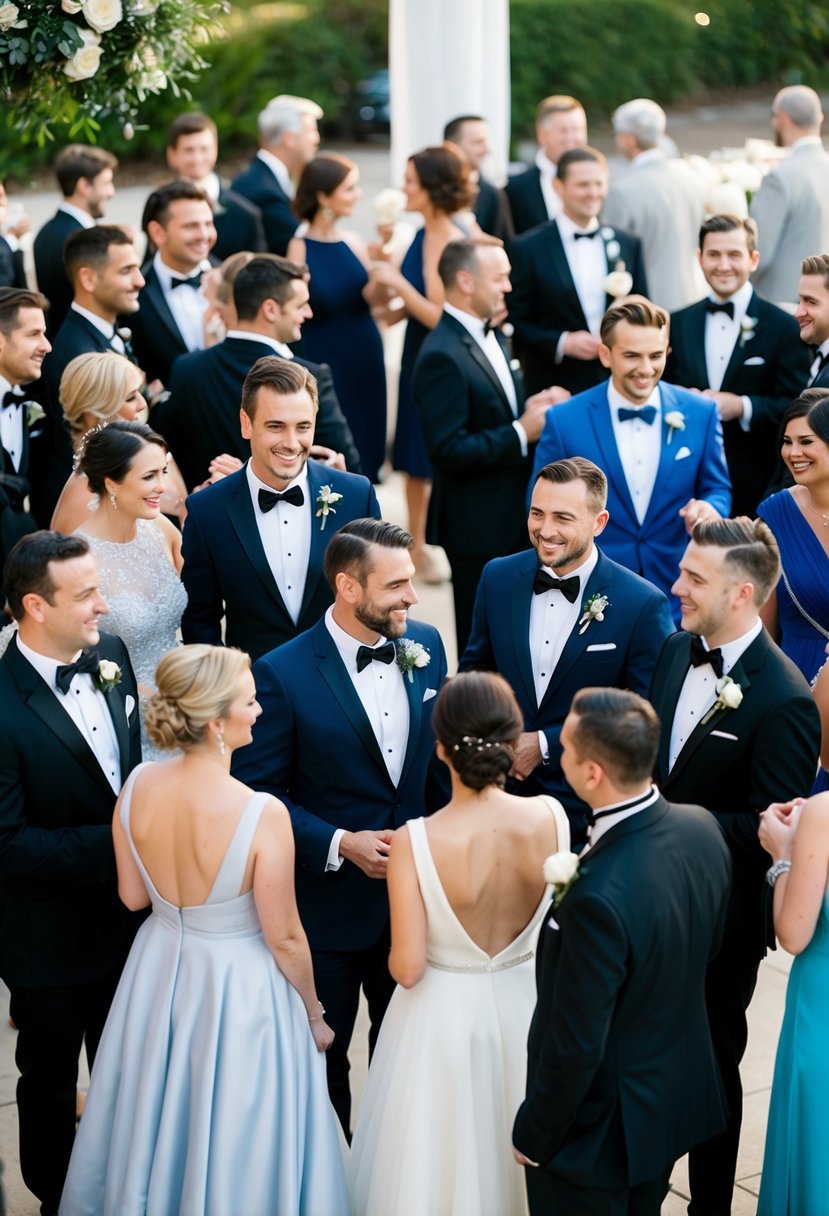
[56,649,100,694]
[705,299,734,319]
[258,485,304,513]
[533,569,580,602]
[1,388,23,410]
[170,273,204,291]
[618,405,657,425]
[356,640,396,673]
[689,635,724,679]
[573,229,600,240]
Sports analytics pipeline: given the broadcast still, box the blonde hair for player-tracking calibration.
[60,351,142,440]
[145,646,251,751]
[217,250,255,306]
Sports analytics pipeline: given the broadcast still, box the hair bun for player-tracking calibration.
[451,737,514,791]
[144,691,200,750]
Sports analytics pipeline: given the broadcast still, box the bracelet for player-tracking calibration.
[766,859,792,887]
[308,1004,326,1023]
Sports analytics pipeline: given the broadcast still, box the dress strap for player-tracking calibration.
[119,762,155,891]
[207,792,270,904]
[537,794,572,855]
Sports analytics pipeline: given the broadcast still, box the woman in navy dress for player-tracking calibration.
[369,144,476,582]
[289,155,387,482]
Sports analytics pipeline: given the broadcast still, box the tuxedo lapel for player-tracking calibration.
[142,271,186,348]
[665,640,757,785]
[311,624,390,780]
[103,683,132,783]
[225,474,293,623]
[587,392,638,524]
[721,291,760,389]
[301,463,331,617]
[540,555,609,706]
[510,556,538,711]
[656,637,693,778]
[686,304,711,388]
[642,385,686,530]
[397,656,425,791]
[547,223,588,328]
[583,795,668,864]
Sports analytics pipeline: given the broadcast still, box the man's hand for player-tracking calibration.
[679,498,720,535]
[310,444,346,471]
[510,732,543,781]
[563,331,601,361]
[512,1147,540,1167]
[702,388,744,422]
[518,397,554,443]
[339,829,394,878]
[208,453,244,481]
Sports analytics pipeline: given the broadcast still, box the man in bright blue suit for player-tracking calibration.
[234,518,449,1135]
[461,457,673,845]
[531,297,731,618]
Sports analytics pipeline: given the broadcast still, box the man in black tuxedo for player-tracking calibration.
[0,181,29,289]
[513,687,731,1216]
[232,95,322,256]
[509,147,647,395]
[667,215,811,516]
[413,236,563,651]
[443,115,513,243]
[0,531,141,1215]
[797,254,829,390]
[130,181,217,385]
[157,254,360,488]
[33,145,117,337]
[166,112,267,261]
[181,356,380,661]
[649,517,820,1216]
[504,95,588,236]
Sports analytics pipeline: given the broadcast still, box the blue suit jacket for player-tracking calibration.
[531,382,731,612]
[181,460,380,661]
[460,548,674,840]
[231,156,298,256]
[234,617,449,951]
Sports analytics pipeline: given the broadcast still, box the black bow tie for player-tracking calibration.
[258,485,304,513]
[573,229,599,240]
[356,640,396,673]
[689,635,724,679]
[705,299,734,319]
[55,649,100,694]
[482,319,496,337]
[533,569,580,602]
[170,273,204,291]
[618,405,657,425]
[1,388,23,410]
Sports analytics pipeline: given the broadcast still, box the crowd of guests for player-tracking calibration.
[1,81,829,1215]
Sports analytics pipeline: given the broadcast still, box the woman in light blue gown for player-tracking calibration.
[60,645,350,1216]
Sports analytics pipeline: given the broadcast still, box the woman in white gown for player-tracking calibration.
[60,645,350,1216]
[349,671,570,1216]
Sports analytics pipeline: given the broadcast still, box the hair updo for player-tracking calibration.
[145,645,251,751]
[76,418,167,494]
[432,672,523,791]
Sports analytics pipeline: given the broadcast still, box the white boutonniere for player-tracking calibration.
[315,484,343,531]
[578,593,609,635]
[395,638,430,683]
[739,316,757,347]
[702,675,743,724]
[664,410,686,445]
[603,260,633,299]
[25,401,46,430]
[605,237,621,260]
[543,851,581,907]
[96,659,122,693]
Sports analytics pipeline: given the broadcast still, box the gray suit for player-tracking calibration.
[750,140,829,304]
[602,153,706,312]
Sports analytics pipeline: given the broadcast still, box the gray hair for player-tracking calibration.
[612,98,667,150]
[258,95,323,146]
[773,86,823,131]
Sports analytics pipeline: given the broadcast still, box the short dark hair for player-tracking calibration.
[166,111,218,148]
[233,254,306,320]
[63,225,133,282]
[569,688,660,787]
[556,146,606,182]
[433,671,523,791]
[600,295,669,346]
[443,114,485,143]
[437,236,504,288]
[54,145,117,197]
[534,457,608,513]
[240,356,318,420]
[4,531,90,621]
[141,180,212,232]
[323,519,414,590]
[408,144,476,216]
[0,287,49,337]
[801,253,829,290]
[692,516,781,606]
[781,387,829,446]
[77,419,167,496]
[293,154,355,222]
[699,213,758,254]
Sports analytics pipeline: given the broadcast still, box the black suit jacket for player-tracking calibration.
[130,260,220,386]
[509,220,648,394]
[1,401,45,612]
[157,335,361,488]
[0,632,141,988]
[504,165,548,236]
[811,355,829,390]
[474,175,514,243]
[0,234,26,288]
[413,311,530,558]
[666,292,811,515]
[33,210,83,337]
[513,795,731,1187]
[231,156,298,256]
[650,628,820,961]
[212,180,267,261]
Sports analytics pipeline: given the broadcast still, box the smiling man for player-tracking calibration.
[531,296,731,617]
[180,356,380,660]
[797,254,829,390]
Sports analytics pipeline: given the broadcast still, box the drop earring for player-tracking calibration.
[216,727,226,757]
[109,492,118,511]
[322,205,335,223]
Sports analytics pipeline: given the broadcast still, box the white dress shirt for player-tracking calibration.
[442,304,525,452]
[246,460,310,624]
[535,149,562,220]
[668,618,762,771]
[70,302,124,353]
[225,329,294,360]
[530,546,598,710]
[704,280,754,430]
[16,634,121,793]
[608,380,663,524]
[809,338,829,386]
[583,784,659,851]
[152,251,210,353]
[256,149,295,199]
[557,213,606,337]
[58,202,96,229]
[0,376,24,472]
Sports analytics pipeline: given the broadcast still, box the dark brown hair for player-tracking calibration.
[240,356,318,420]
[77,419,168,496]
[323,519,413,590]
[433,672,522,791]
[408,144,476,215]
[4,531,90,620]
[54,145,117,197]
[534,457,607,513]
[569,688,659,787]
[692,516,781,606]
[293,154,355,222]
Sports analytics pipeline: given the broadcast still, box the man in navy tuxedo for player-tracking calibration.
[181,356,379,661]
[234,517,448,1134]
[461,457,673,845]
[504,95,587,236]
[443,115,513,243]
[797,254,829,390]
[532,297,731,616]
[667,214,810,515]
[33,145,117,338]
[232,95,322,256]
[509,147,647,395]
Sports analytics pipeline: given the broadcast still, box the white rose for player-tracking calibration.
[0,2,20,29]
[605,239,621,260]
[604,270,633,299]
[600,226,615,240]
[139,67,167,93]
[63,30,103,80]
[717,678,743,709]
[413,648,430,669]
[98,660,120,682]
[543,851,580,885]
[83,0,122,31]
[665,410,686,432]
[373,188,406,226]
[61,0,84,12]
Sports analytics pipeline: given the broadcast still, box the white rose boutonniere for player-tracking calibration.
[25,401,46,430]
[543,851,581,907]
[604,260,633,300]
[702,675,743,724]
[578,593,609,635]
[739,316,757,347]
[395,638,430,683]
[63,28,102,80]
[664,410,686,445]
[83,0,122,31]
[315,485,344,531]
[605,239,621,260]
[96,660,122,694]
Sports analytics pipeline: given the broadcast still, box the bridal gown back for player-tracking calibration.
[59,764,350,1216]
[349,799,570,1216]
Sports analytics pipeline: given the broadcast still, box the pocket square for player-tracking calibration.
[125,694,136,722]
[744,356,765,366]
[586,642,617,652]
[674,445,692,461]
[547,915,560,931]
[709,729,738,741]
[422,688,437,703]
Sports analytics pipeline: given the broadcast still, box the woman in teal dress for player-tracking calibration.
[757,791,829,1215]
